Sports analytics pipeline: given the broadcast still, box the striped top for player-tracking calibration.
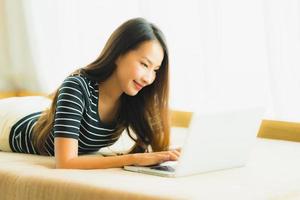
[9,74,120,156]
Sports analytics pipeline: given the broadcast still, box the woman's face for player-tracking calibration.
[115,40,164,96]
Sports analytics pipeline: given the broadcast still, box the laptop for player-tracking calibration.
[123,106,265,177]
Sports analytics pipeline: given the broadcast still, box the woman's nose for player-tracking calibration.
[141,71,155,85]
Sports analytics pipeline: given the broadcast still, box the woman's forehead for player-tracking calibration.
[134,41,164,67]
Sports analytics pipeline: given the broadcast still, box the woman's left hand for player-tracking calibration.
[169,147,181,153]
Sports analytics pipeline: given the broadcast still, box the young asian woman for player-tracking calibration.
[0,17,180,169]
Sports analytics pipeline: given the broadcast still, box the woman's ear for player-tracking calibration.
[115,54,123,66]
[115,56,120,66]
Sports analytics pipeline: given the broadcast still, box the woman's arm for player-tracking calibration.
[54,137,180,169]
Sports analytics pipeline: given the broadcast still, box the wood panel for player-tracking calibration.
[0,91,46,99]
[170,110,300,143]
[2,93,300,142]
[170,110,193,128]
[258,119,300,142]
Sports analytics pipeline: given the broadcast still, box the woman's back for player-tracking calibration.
[9,74,119,156]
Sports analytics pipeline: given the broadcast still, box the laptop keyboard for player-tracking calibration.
[150,165,176,172]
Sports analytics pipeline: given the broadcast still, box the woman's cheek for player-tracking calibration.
[132,66,144,78]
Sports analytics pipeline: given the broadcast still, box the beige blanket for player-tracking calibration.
[1,138,300,200]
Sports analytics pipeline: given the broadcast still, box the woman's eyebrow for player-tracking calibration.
[142,56,153,65]
[142,56,160,69]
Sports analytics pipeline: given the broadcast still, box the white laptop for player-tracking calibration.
[123,106,265,177]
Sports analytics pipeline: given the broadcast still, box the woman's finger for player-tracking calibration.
[167,151,179,160]
[168,147,182,152]
[171,150,181,157]
[157,154,171,163]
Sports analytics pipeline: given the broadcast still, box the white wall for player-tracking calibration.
[1,0,41,91]
[6,0,300,121]
[22,0,141,93]
[263,0,300,121]
[140,0,270,113]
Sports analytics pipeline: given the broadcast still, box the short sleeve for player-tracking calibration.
[53,76,86,139]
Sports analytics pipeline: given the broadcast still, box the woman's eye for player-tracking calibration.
[141,62,148,68]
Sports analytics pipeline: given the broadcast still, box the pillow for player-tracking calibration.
[0,96,51,151]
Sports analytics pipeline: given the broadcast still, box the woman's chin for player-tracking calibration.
[124,88,140,96]
[125,91,139,96]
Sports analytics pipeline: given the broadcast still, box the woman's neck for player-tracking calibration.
[98,73,122,105]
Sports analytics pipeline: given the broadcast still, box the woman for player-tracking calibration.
[0,17,180,169]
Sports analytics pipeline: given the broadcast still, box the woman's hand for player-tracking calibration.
[131,150,181,166]
[170,147,181,152]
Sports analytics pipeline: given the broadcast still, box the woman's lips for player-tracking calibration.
[134,81,143,90]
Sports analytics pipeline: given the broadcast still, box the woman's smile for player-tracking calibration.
[133,80,144,90]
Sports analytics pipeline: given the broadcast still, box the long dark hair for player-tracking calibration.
[33,17,170,154]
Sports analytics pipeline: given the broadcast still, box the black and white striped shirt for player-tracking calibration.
[9,74,119,156]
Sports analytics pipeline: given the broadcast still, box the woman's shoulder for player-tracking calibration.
[64,72,88,83]
[60,72,98,98]
[62,73,93,88]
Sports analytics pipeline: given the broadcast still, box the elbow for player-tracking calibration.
[55,160,73,169]
[55,162,69,169]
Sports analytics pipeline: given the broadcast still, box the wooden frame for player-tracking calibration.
[170,110,193,128]
[1,92,299,142]
[171,110,300,143]
[257,120,300,142]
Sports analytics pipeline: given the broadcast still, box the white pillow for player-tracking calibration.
[0,96,51,151]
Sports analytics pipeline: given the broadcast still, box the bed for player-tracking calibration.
[1,127,300,200]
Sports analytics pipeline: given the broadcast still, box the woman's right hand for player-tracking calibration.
[131,150,180,166]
